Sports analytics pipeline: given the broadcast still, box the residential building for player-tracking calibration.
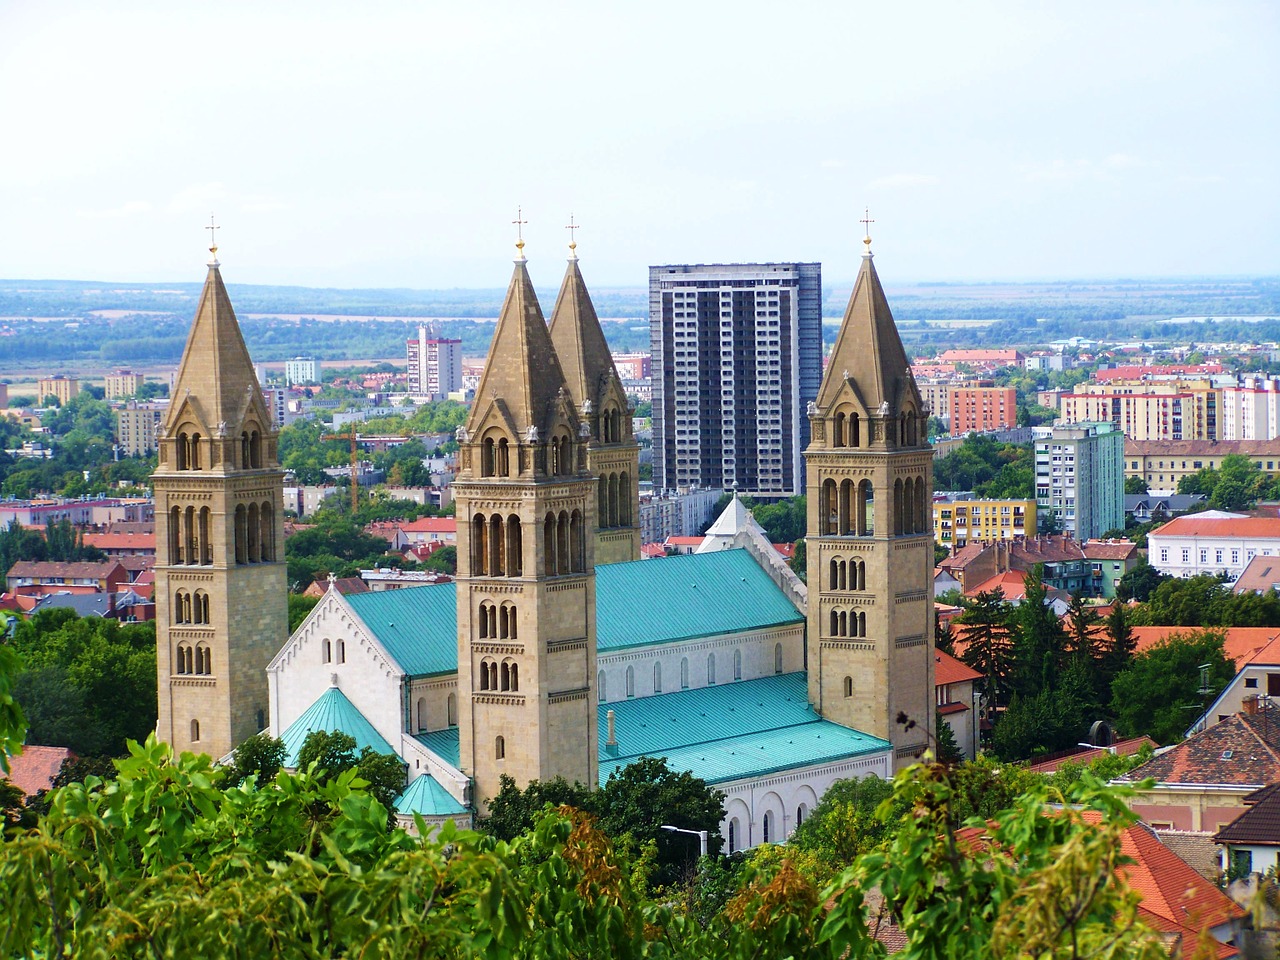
[1215,784,1280,877]
[152,246,287,762]
[1126,439,1280,492]
[283,357,320,386]
[0,383,7,407]
[1033,421,1124,539]
[262,388,288,428]
[936,348,1024,368]
[358,568,452,591]
[37,376,79,405]
[915,380,951,424]
[935,650,982,761]
[611,353,650,380]
[1094,362,1224,383]
[115,401,166,457]
[1023,352,1065,372]
[936,534,1138,600]
[932,495,1035,548]
[638,486,724,542]
[6,560,129,598]
[1147,512,1280,580]
[1124,492,1207,524]
[406,327,463,400]
[1059,380,1220,442]
[103,370,143,399]
[949,382,1017,436]
[1220,376,1280,441]
[1185,630,1280,735]
[649,261,822,499]
[1232,555,1280,595]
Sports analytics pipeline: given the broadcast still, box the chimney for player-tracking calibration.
[606,709,616,745]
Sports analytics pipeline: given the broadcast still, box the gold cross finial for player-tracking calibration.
[513,206,527,261]
[206,213,220,264]
[566,213,579,260]
[861,207,874,240]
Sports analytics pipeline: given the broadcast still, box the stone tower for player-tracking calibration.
[548,241,641,565]
[454,241,598,812]
[153,242,287,760]
[804,230,934,768]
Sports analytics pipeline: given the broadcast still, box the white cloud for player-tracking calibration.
[869,173,941,188]
[76,200,153,219]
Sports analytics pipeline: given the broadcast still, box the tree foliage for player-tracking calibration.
[1110,630,1235,743]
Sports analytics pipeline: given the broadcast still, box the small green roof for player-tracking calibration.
[414,729,460,768]
[337,549,803,677]
[597,673,890,785]
[395,773,467,817]
[280,686,397,767]
[346,585,458,677]
[595,550,804,651]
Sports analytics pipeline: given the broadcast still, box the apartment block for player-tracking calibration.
[406,327,463,400]
[933,495,1035,548]
[1060,380,1220,441]
[1220,377,1280,441]
[949,382,1017,436]
[650,262,822,498]
[1125,439,1280,492]
[37,376,79,405]
[114,401,167,456]
[1034,421,1125,540]
[103,370,143,399]
[284,357,321,386]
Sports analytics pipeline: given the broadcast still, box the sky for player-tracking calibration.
[1,2,1277,289]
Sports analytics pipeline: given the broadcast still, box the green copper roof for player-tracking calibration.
[280,686,397,767]
[395,773,467,817]
[595,550,804,651]
[340,549,803,678]
[597,673,890,785]
[346,585,458,678]
[414,729,460,768]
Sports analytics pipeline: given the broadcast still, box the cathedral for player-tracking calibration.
[154,225,933,849]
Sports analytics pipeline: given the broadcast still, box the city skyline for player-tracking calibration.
[1,3,1276,289]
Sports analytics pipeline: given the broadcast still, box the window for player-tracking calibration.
[843,675,853,698]
[733,649,742,681]
[495,736,505,760]
[1245,677,1259,689]
[707,653,716,685]
[774,642,783,675]
[796,804,806,827]
[680,657,689,689]
[323,639,331,663]
[654,662,662,693]
[762,812,772,844]
[336,640,345,664]
[625,665,635,698]
[190,719,200,742]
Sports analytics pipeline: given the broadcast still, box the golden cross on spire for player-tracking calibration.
[512,206,527,260]
[860,207,875,254]
[565,213,579,260]
[206,213,220,264]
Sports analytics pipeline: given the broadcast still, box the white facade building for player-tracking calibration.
[284,357,321,386]
[407,327,463,401]
[1147,512,1280,580]
[1220,378,1280,442]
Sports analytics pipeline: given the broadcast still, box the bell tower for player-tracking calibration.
[548,231,641,565]
[153,235,287,760]
[454,236,598,812]
[804,225,934,767]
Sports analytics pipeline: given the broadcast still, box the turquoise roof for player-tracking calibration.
[597,673,890,785]
[340,550,804,678]
[414,728,460,768]
[595,550,804,651]
[395,773,467,817]
[347,585,458,677]
[280,686,397,767]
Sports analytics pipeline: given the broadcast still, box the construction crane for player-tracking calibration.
[330,429,360,512]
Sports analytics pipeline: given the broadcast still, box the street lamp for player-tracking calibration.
[660,824,708,858]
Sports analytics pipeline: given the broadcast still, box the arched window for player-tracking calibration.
[763,811,772,844]
[569,510,584,572]
[234,505,248,565]
[259,501,273,562]
[619,472,631,526]
[625,665,635,699]
[467,514,484,575]
[174,590,189,624]
[323,639,331,663]
[543,513,557,575]
[894,478,905,536]
[241,432,251,469]
[481,437,496,477]
[199,507,212,564]
[556,511,570,576]
[497,437,509,476]
[495,736,505,760]
[821,479,837,535]
[774,642,783,674]
[169,506,182,563]
[839,479,854,535]
[249,430,261,468]
[416,697,427,732]
[797,804,807,826]
[479,602,492,639]
[707,652,716,685]
[509,662,518,692]
[176,432,189,470]
[680,657,689,689]
[480,658,490,691]
[598,670,607,703]
[447,692,457,726]
[195,643,211,675]
[833,412,846,448]
[654,661,662,693]
[598,477,609,529]
[190,719,200,742]
[488,660,498,691]
[501,602,517,640]
[184,506,196,568]
[849,413,861,448]
[500,660,511,692]
[506,515,522,577]
[843,676,853,698]
[608,473,620,527]
[729,818,738,854]
[190,433,202,470]
[176,642,192,674]
[488,515,504,577]
[195,591,209,625]
[857,479,875,536]
[733,648,742,681]
[336,639,345,664]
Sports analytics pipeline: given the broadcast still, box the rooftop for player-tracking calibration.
[279,685,397,767]
[1150,514,1280,540]
[1116,712,1280,789]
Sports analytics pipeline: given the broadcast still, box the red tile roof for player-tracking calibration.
[935,649,982,686]
[1130,626,1280,666]
[1215,786,1280,845]
[3,744,74,797]
[1081,539,1139,560]
[1118,713,1280,788]
[398,517,457,534]
[1151,514,1280,540]
[1232,555,1280,595]
[1025,736,1158,773]
[81,531,156,551]
[7,560,127,580]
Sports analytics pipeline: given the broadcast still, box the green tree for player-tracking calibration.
[288,593,320,631]
[957,588,1015,715]
[296,729,406,814]
[1115,559,1168,603]
[481,773,593,842]
[934,713,963,764]
[422,544,457,574]
[227,732,288,787]
[1124,475,1149,494]
[1110,630,1234,743]
[1009,567,1069,698]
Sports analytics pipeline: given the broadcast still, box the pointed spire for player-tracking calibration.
[164,251,267,435]
[816,240,919,413]
[548,244,620,416]
[466,256,571,437]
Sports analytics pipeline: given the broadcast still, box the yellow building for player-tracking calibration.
[37,376,79,405]
[1060,379,1221,442]
[1125,439,1280,491]
[115,402,166,457]
[104,370,144,399]
[933,497,1035,548]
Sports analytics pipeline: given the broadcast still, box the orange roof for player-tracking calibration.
[1151,514,1280,540]
[3,744,74,797]
[1024,736,1158,773]
[935,649,982,686]
[1130,626,1280,666]
[399,517,457,534]
[81,531,155,550]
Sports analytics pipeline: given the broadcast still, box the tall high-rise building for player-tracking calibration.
[38,376,79,405]
[804,232,933,769]
[153,242,287,761]
[949,381,1017,436]
[284,357,321,386]
[115,401,166,457]
[407,326,463,400]
[1033,421,1125,540]
[649,262,822,498]
[104,370,144,400]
